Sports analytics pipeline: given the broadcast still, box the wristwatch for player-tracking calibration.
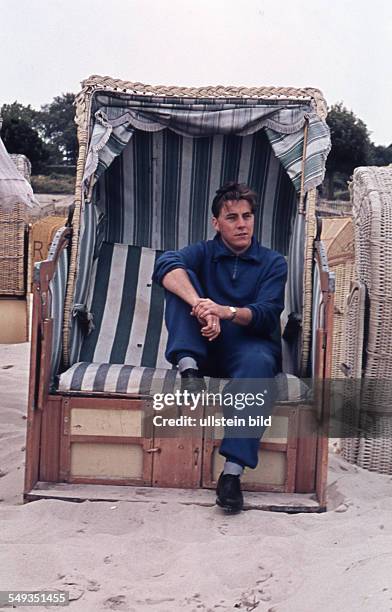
[228,306,237,321]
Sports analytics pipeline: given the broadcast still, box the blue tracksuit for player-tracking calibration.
[152,234,287,468]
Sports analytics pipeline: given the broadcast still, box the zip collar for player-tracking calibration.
[212,234,260,263]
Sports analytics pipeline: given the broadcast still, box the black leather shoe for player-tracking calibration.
[216,472,244,513]
[180,368,206,393]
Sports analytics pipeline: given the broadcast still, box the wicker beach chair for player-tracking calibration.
[342,166,392,473]
[0,139,40,342]
[24,76,334,511]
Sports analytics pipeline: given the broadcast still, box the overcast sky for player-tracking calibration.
[2,0,391,145]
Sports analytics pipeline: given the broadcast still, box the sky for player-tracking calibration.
[1,0,391,145]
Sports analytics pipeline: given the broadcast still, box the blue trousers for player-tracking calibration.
[164,271,280,469]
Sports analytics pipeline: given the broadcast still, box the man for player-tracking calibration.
[153,182,287,512]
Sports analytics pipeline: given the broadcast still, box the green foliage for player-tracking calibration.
[326,103,372,176]
[1,95,78,172]
[325,103,392,199]
[31,173,76,194]
[1,102,52,172]
[370,144,392,166]
[39,93,78,164]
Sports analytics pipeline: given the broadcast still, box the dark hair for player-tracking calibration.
[211,181,257,218]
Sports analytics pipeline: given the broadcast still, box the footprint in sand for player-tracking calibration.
[103,595,131,610]
[254,567,274,602]
[87,579,100,592]
[136,597,176,606]
[57,574,100,601]
[234,590,261,610]
[187,593,209,609]
[256,570,273,586]
[218,521,229,535]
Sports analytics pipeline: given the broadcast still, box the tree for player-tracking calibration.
[369,143,392,166]
[1,102,52,172]
[39,93,78,165]
[325,103,372,199]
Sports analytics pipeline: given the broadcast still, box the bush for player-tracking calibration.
[31,173,75,194]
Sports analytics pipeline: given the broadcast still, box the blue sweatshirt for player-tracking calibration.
[153,234,287,348]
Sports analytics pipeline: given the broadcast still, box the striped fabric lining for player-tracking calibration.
[84,94,330,194]
[265,113,330,193]
[284,212,305,320]
[68,131,305,372]
[97,130,297,253]
[58,362,309,401]
[79,243,170,369]
[69,202,99,365]
[34,226,69,386]
[281,212,305,375]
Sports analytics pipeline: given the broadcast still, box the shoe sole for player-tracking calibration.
[216,497,243,514]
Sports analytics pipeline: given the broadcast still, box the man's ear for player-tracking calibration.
[212,216,219,232]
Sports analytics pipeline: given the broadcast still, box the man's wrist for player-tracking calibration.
[227,306,237,321]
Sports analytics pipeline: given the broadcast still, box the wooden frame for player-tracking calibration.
[202,403,300,493]
[23,76,335,511]
[24,228,334,511]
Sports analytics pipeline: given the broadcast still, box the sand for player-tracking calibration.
[1,343,392,612]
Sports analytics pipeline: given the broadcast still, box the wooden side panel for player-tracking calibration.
[24,407,42,493]
[0,299,28,343]
[313,240,335,508]
[295,408,318,493]
[316,294,335,507]
[37,319,53,410]
[202,403,299,493]
[151,402,204,488]
[70,408,143,437]
[71,442,143,479]
[212,447,287,487]
[152,438,202,488]
[24,285,43,494]
[39,396,62,482]
[59,397,153,487]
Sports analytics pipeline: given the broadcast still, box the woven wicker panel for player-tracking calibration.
[330,261,355,379]
[341,282,366,465]
[299,189,317,376]
[353,167,392,391]
[357,414,392,474]
[0,201,26,295]
[321,218,355,379]
[343,167,392,473]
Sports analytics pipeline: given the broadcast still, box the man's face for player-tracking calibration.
[212,199,254,253]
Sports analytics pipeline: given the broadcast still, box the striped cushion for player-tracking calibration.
[68,241,310,401]
[59,362,225,395]
[59,362,309,401]
[79,242,170,368]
